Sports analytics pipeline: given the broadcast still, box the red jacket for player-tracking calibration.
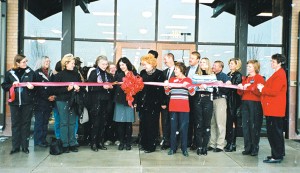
[261,68,287,117]
[237,74,265,101]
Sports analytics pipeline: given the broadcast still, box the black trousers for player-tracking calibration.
[241,100,263,153]
[10,104,33,150]
[188,96,196,146]
[117,122,132,145]
[104,102,117,142]
[161,107,170,144]
[226,102,239,144]
[90,100,108,145]
[193,93,213,149]
[266,116,285,159]
[140,110,160,151]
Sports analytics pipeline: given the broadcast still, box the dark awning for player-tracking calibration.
[203,0,284,26]
[25,0,99,21]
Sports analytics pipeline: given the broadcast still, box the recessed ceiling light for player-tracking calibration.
[142,11,152,18]
[224,51,232,53]
[37,39,46,44]
[102,32,122,35]
[51,29,62,34]
[257,12,272,17]
[181,0,215,3]
[97,23,120,27]
[172,15,195,19]
[165,26,188,29]
[213,54,221,57]
[92,12,120,16]
[139,29,148,34]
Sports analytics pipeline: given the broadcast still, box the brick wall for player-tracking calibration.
[288,1,300,139]
[6,0,18,69]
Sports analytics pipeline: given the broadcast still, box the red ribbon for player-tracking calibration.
[7,80,241,103]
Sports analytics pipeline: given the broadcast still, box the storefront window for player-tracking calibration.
[74,41,114,67]
[117,0,156,40]
[24,39,61,70]
[75,0,114,40]
[158,0,195,42]
[198,4,235,43]
[248,16,283,44]
[24,10,62,38]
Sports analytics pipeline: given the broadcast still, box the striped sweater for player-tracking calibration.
[165,77,195,112]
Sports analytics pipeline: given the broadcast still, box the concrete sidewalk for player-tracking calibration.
[0,137,299,173]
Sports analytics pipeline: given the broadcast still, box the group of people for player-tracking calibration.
[1,51,287,163]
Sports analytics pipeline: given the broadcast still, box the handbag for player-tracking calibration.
[49,137,63,155]
[79,107,89,124]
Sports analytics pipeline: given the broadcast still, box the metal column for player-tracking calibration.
[61,0,75,56]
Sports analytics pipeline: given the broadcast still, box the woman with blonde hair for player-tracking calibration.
[238,60,265,156]
[53,54,82,153]
[224,58,242,152]
[136,54,165,153]
[192,57,216,156]
[2,54,35,154]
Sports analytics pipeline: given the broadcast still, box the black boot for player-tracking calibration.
[225,129,236,152]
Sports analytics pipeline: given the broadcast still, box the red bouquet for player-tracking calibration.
[121,71,144,107]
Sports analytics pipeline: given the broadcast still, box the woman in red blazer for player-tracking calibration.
[257,54,287,163]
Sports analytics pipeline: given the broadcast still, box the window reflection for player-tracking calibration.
[248,16,282,44]
[161,50,190,69]
[198,45,235,73]
[24,10,62,37]
[158,0,195,42]
[117,0,155,40]
[24,39,61,70]
[247,46,282,79]
[75,0,114,39]
[120,48,149,72]
[198,4,235,43]
[74,41,114,67]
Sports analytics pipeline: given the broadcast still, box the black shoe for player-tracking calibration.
[22,148,29,154]
[118,144,124,150]
[263,158,282,163]
[251,151,258,156]
[63,147,70,153]
[202,148,208,156]
[242,150,251,155]
[190,144,197,151]
[182,150,189,157]
[213,148,223,152]
[207,146,214,151]
[168,149,176,155]
[97,143,107,150]
[196,148,202,155]
[10,148,20,155]
[126,144,132,150]
[144,150,154,153]
[91,144,98,152]
[224,143,231,150]
[161,144,170,150]
[224,144,236,152]
[70,146,78,152]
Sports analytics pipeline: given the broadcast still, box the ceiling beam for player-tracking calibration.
[78,0,90,13]
[211,0,235,18]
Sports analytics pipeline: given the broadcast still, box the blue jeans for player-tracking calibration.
[170,112,189,152]
[54,105,78,140]
[53,106,60,139]
[34,108,51,145]
[56,101,77,147]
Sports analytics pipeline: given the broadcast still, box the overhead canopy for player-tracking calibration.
[204,0,284,26]
[25,0,99,20]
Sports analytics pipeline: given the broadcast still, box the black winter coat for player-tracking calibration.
[87,67,113,109]
[227,71,242,112]
[34,68,55,111]
[136,69,165,113]
[1,67,36,106]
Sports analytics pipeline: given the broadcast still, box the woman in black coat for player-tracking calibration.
[136,54,166,153]
[87,55,113,151]
[1,54,36,154]
[225,58,242,152]
[33,56,55,147]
